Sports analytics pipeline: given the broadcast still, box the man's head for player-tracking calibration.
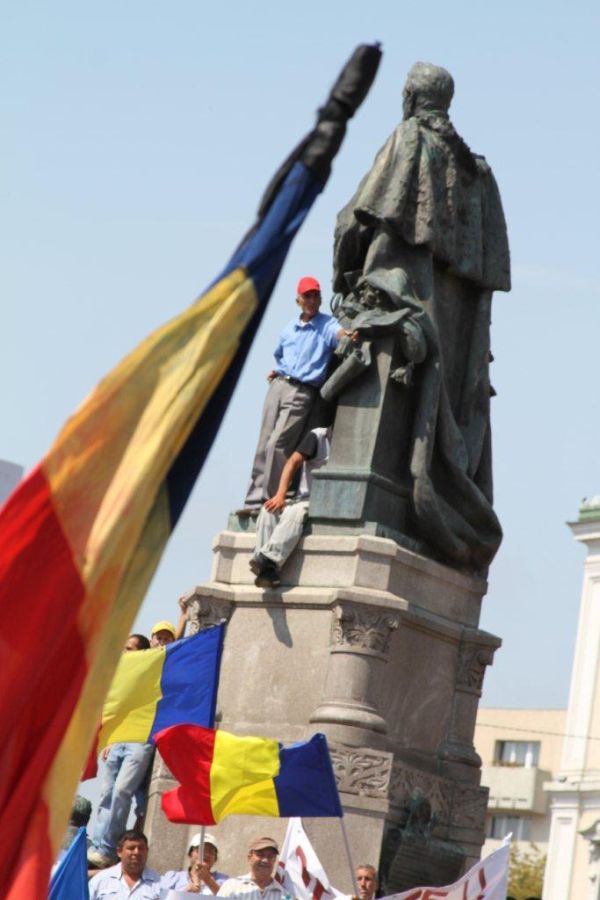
[356,865,378,900]
[116,830,149,878]
[69,794,92,828]
[296,276,322,322]
[247,836,279,884]
[150,621,176,647]
[188,832,218,868]
[124,633,150,652]
[402,61,454,120]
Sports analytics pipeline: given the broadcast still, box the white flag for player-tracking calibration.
[384,838,510,900]
[276,817,348,900]
[276,818,510,900]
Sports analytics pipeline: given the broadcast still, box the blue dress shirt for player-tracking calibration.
[273,312,339,386]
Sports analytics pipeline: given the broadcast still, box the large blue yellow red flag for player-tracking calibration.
[0,44,380,896]
[155,725,343,825]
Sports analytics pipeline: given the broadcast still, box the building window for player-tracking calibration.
[488,815,531,840]
[495,740,540,768]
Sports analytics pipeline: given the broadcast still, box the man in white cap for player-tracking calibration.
[161,832,229,895]
[217,836,289,900]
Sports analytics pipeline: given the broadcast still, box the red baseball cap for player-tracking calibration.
[297,276,321,295]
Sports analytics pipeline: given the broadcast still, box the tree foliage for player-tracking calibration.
[506,843,545,900]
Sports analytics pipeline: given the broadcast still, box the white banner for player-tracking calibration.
[276,819,510,900]
[277,818,347,900]
[375,839,510,900]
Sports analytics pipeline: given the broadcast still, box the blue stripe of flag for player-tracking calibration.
[165,160,323,526]
[274,732,343,817]
[149,624,224,740]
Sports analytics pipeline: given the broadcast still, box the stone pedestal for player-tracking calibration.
[309,336,413,541]
[146,530,499,891]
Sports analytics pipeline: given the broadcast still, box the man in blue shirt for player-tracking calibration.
[241,276,344,513]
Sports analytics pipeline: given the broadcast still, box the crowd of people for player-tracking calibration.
[67,277,375,896]
[85,829,379,900]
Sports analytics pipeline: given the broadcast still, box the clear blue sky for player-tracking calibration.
[2,0,599,722]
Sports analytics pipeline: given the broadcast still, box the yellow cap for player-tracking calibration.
[151,620,176,638]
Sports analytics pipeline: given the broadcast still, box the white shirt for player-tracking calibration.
[89,862,161,899]
[297,427,330,498]
[217,873,289,900]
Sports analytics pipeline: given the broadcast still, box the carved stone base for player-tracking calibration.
[145,531,499,891]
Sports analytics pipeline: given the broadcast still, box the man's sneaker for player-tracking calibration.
[254,566,281,589]
[249,552,273,576]
[87,849,115,869]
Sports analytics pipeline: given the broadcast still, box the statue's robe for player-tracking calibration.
[332,113,510,569]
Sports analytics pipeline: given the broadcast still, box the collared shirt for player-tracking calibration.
[217,873,289,900]
[89,862,161,899]
[273,312,339,387]
[161,868,229,894]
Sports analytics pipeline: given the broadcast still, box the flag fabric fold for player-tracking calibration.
[155,726,343,825]
[48,827,90,900]
[0,43,380,897]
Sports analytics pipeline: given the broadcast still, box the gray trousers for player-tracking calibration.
[253,500,309,567]
[245,377,314,506]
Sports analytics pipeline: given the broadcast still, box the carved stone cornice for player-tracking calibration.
[331,603,400,659]
[329,746,392,798]
[184,592,234,635]
[455,642,495,695]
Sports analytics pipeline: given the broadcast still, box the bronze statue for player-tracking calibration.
[311,62,511,571]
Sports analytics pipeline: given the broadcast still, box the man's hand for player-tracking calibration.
[264,492,287,512]
[267,369,277,382]
[336,327,360,343]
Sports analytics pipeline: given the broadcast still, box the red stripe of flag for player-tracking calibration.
[0,466,87,881]
[155,724,217,824]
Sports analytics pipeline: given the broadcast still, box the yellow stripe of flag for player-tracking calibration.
[211,731,280,821]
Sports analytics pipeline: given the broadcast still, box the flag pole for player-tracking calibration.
[199,826,206,867]
[339,817,359,896]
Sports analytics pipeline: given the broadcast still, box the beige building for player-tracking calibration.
[474,707,565,854]
[474,497,600,899]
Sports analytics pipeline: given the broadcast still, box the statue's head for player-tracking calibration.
[403,62,454,119]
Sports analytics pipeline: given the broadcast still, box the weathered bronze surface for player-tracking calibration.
[311,62,511,572]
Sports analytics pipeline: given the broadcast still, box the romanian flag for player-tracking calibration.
[156,725,343,824]
[84,626,224,772]
[0,44,380,896]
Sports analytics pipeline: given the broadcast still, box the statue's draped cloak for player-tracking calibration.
[332,115,510,569]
